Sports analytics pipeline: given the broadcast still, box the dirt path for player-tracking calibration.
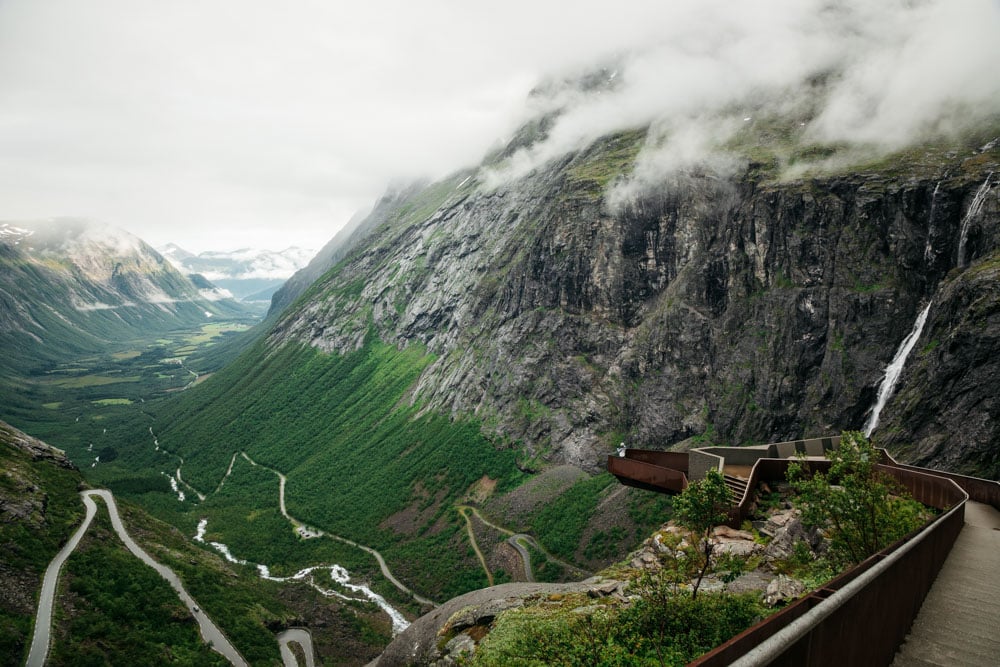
[456,505,592,581]
[458,507,493,586]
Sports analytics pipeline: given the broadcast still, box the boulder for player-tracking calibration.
[764,575,806,607]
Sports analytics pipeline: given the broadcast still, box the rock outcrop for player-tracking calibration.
[270,128,1000,478]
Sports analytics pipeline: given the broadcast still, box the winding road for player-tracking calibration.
[239,452,438,607]
[456,504,592,584]
[277,628,316,667]
[27,490,247,667]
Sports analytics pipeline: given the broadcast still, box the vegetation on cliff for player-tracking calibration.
[788,432,930,567]
[466,434,933,666]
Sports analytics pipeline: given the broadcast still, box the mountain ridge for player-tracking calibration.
[159,242,315,302]
[269,129,1000,475]
[0,218,254,374]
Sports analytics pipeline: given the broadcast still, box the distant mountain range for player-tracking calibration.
[0,218,255,373]
[158,243,315,302]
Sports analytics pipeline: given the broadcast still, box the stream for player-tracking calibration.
[193,518,409,634]
[238,452,436,607]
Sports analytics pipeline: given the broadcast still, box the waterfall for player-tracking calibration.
[957,174,993,267]
[863,302,932,438]
[923,181,941,263]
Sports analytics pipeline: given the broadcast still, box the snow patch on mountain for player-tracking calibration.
[159,244,315,281]
[0,223,35,244]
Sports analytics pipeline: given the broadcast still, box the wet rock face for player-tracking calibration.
[273,136,1000,477]
[879,254,1000,478]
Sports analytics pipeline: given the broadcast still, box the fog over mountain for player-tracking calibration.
[0,0,995,252]
[159,244,316,302]
[489,0,1000,195]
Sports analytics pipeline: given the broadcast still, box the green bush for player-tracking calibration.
[788,431,930,567]
[473,592,767,666]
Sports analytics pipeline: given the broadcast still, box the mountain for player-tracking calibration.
[159,243,315,302]
[23,65,998,663]
[268,186,423,317]
[266,132,1000,478]
[0,218,254,373]
[82,116,997,619]
[0,420,391,665]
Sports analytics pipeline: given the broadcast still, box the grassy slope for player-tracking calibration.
[50,510,230,667]
[0,426,83,665]
[0,422,391,666]
[38,132,681,604]
[94,337,529,601]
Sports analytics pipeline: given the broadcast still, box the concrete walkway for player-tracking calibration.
[892,501,1000,667]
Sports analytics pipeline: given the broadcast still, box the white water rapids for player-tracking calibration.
[193,519,409,635]
[957,174,993,267]
[864,302,932,437]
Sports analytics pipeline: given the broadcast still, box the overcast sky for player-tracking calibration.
[1,1,997,254]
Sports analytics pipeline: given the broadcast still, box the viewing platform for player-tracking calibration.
[607,437,1000,666]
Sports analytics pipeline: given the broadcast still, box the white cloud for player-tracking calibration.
[490,0,1000,199]
[0,1,996,252]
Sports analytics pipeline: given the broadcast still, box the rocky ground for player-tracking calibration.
[374,485,827,666]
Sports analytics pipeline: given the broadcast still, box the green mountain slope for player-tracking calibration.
[0,219,252,375]
[90,338,528,600]
[55,118,999,618]
[0,420,394,666]
[0,219,262,442]
[267,126,1000,476]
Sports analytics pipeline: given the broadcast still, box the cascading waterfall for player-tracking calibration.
[957,173,993,267]
[923,181,941,263]
[863,302,932,438]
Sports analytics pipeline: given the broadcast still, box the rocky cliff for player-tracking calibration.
[270,130,1000,478]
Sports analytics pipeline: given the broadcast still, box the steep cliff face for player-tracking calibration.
[880,249,1000,478]
[271,134,1000,476]
[267,183,430,317]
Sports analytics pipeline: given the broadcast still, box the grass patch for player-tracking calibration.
[567,129,646,194]
[44,375,142,389]
[91,398,133,406]
[531,473,616,562]
[473,592,768,667]
[94,337,527,601]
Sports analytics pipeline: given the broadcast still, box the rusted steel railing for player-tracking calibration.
[608,441,985,664]
[621,449,690,473]
[884,461,1000,509]
[607,454,688,494]
[690,467,968,667]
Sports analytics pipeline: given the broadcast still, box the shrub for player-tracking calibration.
[787,431,929,567]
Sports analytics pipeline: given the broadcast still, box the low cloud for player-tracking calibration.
[488,0,1000,200]
[0,1,996,250]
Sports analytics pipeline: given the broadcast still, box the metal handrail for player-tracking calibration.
[691,465,968,666]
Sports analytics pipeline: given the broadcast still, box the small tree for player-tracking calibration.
[672,469,732,599]
[787,431,928,567]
